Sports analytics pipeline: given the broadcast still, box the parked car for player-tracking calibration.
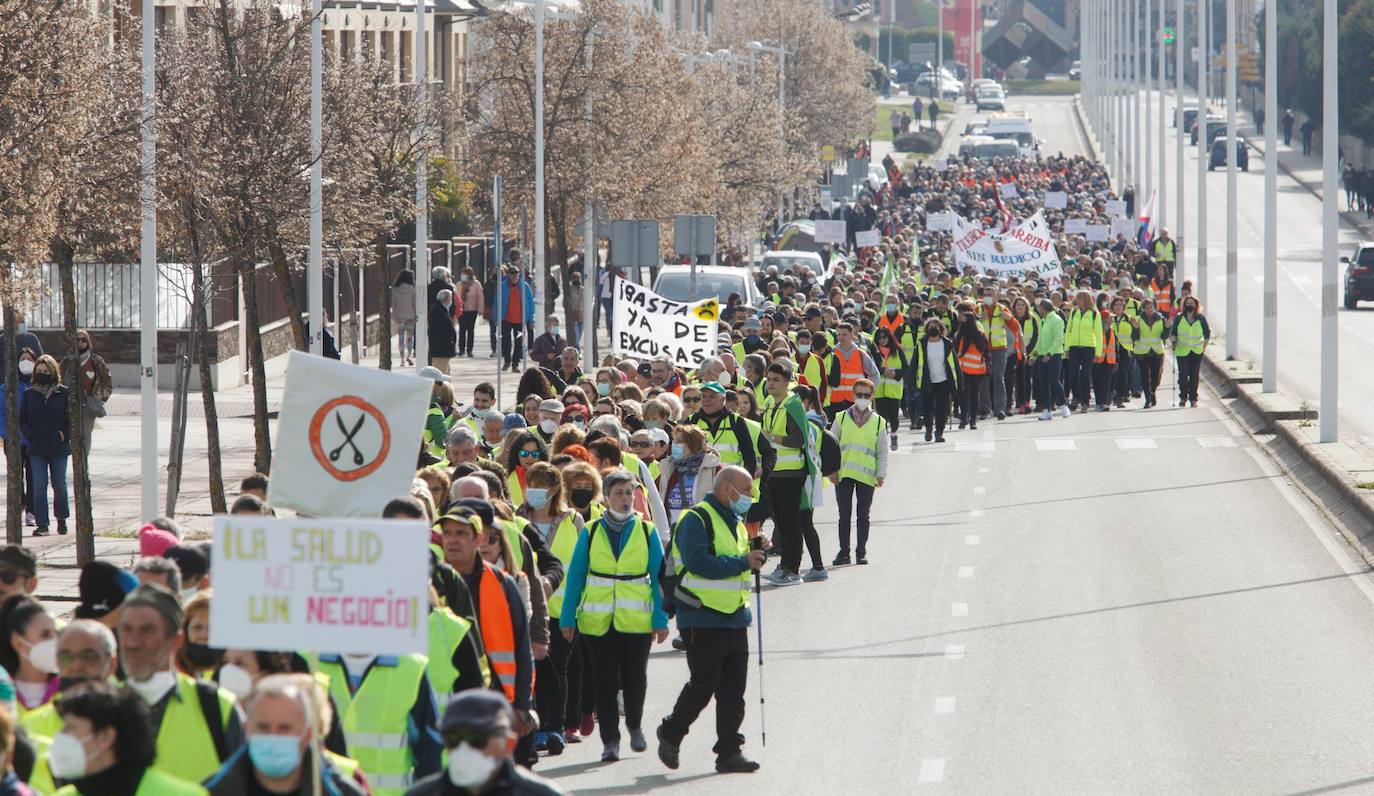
[761,250,825,279]
[972,140,1021,160]
[653,265,760,305]
[913,72,963,99]
[1190,116,1226,145]
[1068,60,1082,80]
[1342,242,1374,309]
[976,86,1007,111]
[1208,138,1249,171]
[1178,107,1202,133]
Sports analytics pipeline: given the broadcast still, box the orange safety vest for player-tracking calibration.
[957,342,988,375]
[877,313,905,338]
[1095,322,1117,365]
[476,562,519,702]
[831,348,864,403]
[1151,280,1174,314]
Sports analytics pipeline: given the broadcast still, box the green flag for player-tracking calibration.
[880,253,898,296]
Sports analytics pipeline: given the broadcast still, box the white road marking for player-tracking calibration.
[951,602,969,617]
[965,534,981,545]
[1116,437,1158,449]
[1197,436,1238,448]
[944,644,965,660]
[956,440,995,453]
[934,697,957,715]
[969,509,985,518]
[958,566,975,578]
[973,485,987,494]
[1035,439,1077,450]
[919,758,946,783]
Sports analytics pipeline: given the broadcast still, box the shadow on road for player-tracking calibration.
[536,768,717,795]
[1284,775,1374,795]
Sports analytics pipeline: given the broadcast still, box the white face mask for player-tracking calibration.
[549,326,560,337]
[24,638,58,675]
[447,741,500,787]
[17,360,33,376]
[127,669,178,705]
[853,398,871,412]
[217,663,255,699]
[47,731,91,780]
[538,419,558,434]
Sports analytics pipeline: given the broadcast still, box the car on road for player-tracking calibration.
[1342,242,1374,309]
[653,264,760,305]
[1178,107,1202,133]
[1191,116,1226,145]
[1208,138,1249,171]
[976,85,1007,111]
[913,72,964,99]
[958,134,997,158]
[761,250,825,279]
[972,140,1021,160]
[1069,59,1082,80]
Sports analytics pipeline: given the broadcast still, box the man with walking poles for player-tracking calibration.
[656,464,769,774]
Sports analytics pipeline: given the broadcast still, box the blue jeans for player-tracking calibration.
[1065,347,1096,407]
[30,453,68,529]
[1034,356,1065,410]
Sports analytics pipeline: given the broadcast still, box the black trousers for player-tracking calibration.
[661,626,749,760]
[874,397,900,435]
[585,629,652,744]
[1112,353,1133,403]
[501,321,525,366]
[565,633,595,726]
[1177,353,1202,401]
[836,478,875,556]
[799,509,824,570]
[458,311,478,355]
[537,619,574,732]
[768,475,806,573]
[960,373,984,426]
[1092,361,1114,407]
[1137,353,1162,403]
[922,380,952,437]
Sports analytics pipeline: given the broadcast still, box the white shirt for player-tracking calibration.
[926,340,948,384]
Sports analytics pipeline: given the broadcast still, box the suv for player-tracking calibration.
[1342,242,1374,309]
[1208,138,1248,171]
[1191,116,1226,145]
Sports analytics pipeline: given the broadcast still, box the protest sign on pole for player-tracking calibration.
[1086,224,1110,241]
[999,182,1019,199]
[208,515,430,655]
[1105,199,1128,217]
[855,229,882,248]
[1044,191,1068,209]
[267,351,432,518]
[1110,217,1137,238]
[949,211,1064,283]
[612,276,719,368]
[813,219,846,244]
[926,211,956,232]
[1064,218,1089,234]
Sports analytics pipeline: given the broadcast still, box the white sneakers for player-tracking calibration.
[1059,405,1071,418]
[1039,409,1052,421]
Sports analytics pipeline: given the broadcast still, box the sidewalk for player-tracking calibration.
[871,94,962,164]
[1241,121,1374,239]
[10,320,611,608]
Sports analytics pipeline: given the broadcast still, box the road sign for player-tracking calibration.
[610,219,660,268]
[908,43,935,64]
[822,145,835,162]
[1162,26,1175,44]
[672,214,716,259]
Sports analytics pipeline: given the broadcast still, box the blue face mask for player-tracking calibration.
[525,487,549,510]
[248,734,303,778]
[671,443,686,460]
[729,486,752,517]
[798,344,811,355]
[597,383,611,396]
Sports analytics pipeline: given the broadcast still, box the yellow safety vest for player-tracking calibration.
[542,512,584,618]
[312,653,430,796]
[875,351,904,400]
[835,409,881,487]
[764,398,804,472]
[55,768,207,796]
[577,516,654,636]
[1135,316,1165,354]
[670,502,749,615]
[427,607,473,710]
[152,673,236,785]
[1175,316,1205,356]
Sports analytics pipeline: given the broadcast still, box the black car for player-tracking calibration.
[1343,243,1374,309]
[1208,138,1249,171]
[1191,118,1227,145]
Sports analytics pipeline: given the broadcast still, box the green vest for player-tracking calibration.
[764,398,803,472]
[423,405,447,457]
[55,768,207,796]
[153,673,235,785]
[543,512,585,619]
[313,654,430,796]
[577,516,654,636]
[1112,316,1136,355]
[498,518,527,573]
[1175,316,1205,356]
[835,409,881,487]
[670,502,749,615]
[697,414,762,499]
[427,608,473,709]
[876,351,904,400]
[1135,316,1165,354]
[1155,238,1176,262]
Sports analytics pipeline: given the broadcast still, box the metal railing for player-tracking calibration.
[28,262,198,329]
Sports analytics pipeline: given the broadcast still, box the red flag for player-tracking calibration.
[993,187,1013,233]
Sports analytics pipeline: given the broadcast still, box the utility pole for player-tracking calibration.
[1196,0,1208,308]
[1225,0,1238,358]
[139,0,158,521]
[1320,0,1338,442]
[1262,0,1278,392]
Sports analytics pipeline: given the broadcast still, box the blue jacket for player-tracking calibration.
[19,385,69,457]
[670,495,753,630]
[561,515,669,632]
[497,274,536,325]
[0,382,27,444]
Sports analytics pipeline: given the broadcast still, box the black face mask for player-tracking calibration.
[32,373,53,386]
[183,642,222,669]
[57,676,91,693]
[570,488,596,508]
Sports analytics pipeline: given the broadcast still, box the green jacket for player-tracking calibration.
[1030,311,1065,357]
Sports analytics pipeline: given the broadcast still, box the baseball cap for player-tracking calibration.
[74,561,139,620]
[636,362,652,377]
[0,546,36,578]
[418,366,450,383]
[648,428,670,446]
[433,504,483,534]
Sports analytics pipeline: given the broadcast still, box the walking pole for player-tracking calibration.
[751,536,766,747]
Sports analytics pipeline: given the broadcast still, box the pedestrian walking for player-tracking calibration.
[830,379,886,565]
[405,690,567,795]
[1301,118,1316,156]
[1032,299,1068,420]
[459,267,484,358]
[953,306,989,430]
[499,265,536,372]
[1132,299,1167,408]
[867,326,907,450]
[913,96,924,129]
[1281,109,1295,146]
[1169,295,1210,407]
[427,289,458,375]
[58,330,111,456]
[18,356,69,537]
[917,318,958,441]
[656,465,765,775]
[760,361,814,586]
[391,270,418,366]
[1064,291,1102,412]
[559,470,669,762]
[928,100,939,128]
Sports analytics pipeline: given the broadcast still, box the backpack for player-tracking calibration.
[813,418,841,477]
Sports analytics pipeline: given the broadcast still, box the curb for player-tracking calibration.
[1200,345,1374,564]
[1071,96,1104,165]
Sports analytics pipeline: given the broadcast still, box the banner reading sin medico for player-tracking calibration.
[207,515,430,655]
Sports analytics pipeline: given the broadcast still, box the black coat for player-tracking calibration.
[19,384,69,457]
[403,760,566,796]
[428,300,458,358]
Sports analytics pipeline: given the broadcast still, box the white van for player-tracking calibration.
[984,114,1039,156]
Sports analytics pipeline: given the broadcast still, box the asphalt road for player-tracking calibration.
[544,97,1374,794]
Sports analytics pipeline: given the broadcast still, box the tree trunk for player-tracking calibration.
[3,303,20,544]
[376,233,393,371]
[54,240,95,564]
[267,230,307,351]
[238,257,273,473]
[189,243,227,514]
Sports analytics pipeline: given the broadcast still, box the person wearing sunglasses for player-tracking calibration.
[0,547,37,605]
[501,432,548,509]
[407,690,564,795]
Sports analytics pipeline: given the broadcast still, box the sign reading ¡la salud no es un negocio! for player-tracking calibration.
[208,515,430,655]
[612,275,719,369]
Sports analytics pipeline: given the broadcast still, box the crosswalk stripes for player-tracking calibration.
[1115,438,1158,450]
[1034,439,1077,451]
[1197,436,1239,448]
